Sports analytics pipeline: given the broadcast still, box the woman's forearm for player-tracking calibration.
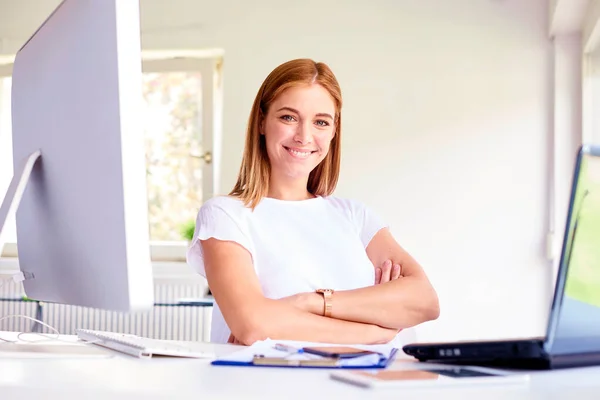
[304,277,439,330]
[234,298,398,345]
[340,227,440,329]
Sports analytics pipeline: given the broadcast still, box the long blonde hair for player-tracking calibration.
[229,58,343,208]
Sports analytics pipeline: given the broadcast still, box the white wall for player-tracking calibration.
[136,0,555,342]
[1,0,556,343]
[552,35,583,279]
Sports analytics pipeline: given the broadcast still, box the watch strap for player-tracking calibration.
[316,289,334,318]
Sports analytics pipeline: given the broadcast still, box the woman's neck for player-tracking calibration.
[267,175,313,201]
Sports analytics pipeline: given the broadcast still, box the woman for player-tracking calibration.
[186,58,439,346]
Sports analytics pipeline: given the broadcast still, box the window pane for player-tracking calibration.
[0,77,17,244]
[142,72,204,242]
[1,73,204,246]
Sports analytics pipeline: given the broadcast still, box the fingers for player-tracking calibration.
[391,263,401,280]
[228,334,242,345]
[380,260,392,284]
[376,260,402,284]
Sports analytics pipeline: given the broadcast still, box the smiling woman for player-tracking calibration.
[261,85,336,199]
[186,59,439,346]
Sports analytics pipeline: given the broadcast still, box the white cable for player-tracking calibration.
[0,315,60,343]
[0,275,101,345]
[0,314,100,345]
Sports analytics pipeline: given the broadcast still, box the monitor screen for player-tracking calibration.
[547,146,600,354]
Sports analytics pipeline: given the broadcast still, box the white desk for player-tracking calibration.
[1,331,600,400]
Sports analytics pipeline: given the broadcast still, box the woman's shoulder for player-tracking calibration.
[321,195,369,213]
[199,195,250,217]
[322,195,387,244]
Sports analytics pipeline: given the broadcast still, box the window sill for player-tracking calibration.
[1,241,190,262]
[150,240,189,262]
[1,240,198,282]
[1,241,195,281]
[0,257,201,282]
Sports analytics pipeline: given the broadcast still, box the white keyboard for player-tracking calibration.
[76,329,215,359]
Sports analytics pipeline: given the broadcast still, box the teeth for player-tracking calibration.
[288,148,311,157]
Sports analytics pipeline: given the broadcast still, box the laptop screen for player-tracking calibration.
[547,147,600,355]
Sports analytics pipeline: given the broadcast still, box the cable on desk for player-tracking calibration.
[0,314,101,345]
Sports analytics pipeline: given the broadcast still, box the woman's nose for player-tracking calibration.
[294,123,312,144]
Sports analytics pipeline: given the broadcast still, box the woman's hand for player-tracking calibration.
[375,259,401,284]
[371,324,402,344]
[227,333,243,345]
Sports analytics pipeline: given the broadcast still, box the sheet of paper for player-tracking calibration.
[214,338,395,366]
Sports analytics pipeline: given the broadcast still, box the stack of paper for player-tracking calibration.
[212,339,398,369]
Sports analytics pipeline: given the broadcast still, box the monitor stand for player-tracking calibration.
[0,150,42,256]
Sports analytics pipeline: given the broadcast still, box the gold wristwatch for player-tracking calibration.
[315,289,334,317]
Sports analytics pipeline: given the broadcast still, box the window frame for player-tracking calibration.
[583,51,600,145]
[142,55,223,262]
[0,52,223,263]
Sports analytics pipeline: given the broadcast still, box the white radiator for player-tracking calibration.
[0,277,212,342]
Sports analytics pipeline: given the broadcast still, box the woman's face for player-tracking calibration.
[262,84,336,181]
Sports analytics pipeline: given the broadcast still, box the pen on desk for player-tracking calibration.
[274,343,304,354]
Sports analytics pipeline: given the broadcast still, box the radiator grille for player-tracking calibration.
[0,278,212,342]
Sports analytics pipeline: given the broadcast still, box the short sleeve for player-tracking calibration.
[351,200,388,248]
[185,201,254,278]
[328,196,389,248]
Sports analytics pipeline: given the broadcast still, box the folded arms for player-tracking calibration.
[201,227,439,345]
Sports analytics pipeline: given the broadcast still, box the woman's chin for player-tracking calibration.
[280,166,315,180]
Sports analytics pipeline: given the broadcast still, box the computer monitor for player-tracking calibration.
[0,0,154,312]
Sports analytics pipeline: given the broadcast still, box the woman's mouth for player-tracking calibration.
[284,146,316,159]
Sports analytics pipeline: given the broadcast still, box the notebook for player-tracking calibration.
[212,339,398,369]
[330,366,530,389]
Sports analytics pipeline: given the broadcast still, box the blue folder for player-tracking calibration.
[211,340,399,369]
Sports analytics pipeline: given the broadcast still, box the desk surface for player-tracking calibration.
[1,331,600,400]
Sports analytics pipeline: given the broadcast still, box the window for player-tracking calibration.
[0,56,222,261]
[143,71,204,242]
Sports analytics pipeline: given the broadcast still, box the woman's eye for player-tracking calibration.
[315,120,330,127]
[281,115,296,122]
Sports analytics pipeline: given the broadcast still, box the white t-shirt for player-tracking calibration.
[186,195,388,344]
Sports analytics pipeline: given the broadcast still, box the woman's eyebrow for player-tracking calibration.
[276,106,333,120]
[315,112,334,120]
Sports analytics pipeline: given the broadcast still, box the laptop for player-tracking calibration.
[403,144,600,369]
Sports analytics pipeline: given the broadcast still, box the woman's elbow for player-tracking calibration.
[232,319,269,346]
[238,330,267,346]
[422,288,440,322]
